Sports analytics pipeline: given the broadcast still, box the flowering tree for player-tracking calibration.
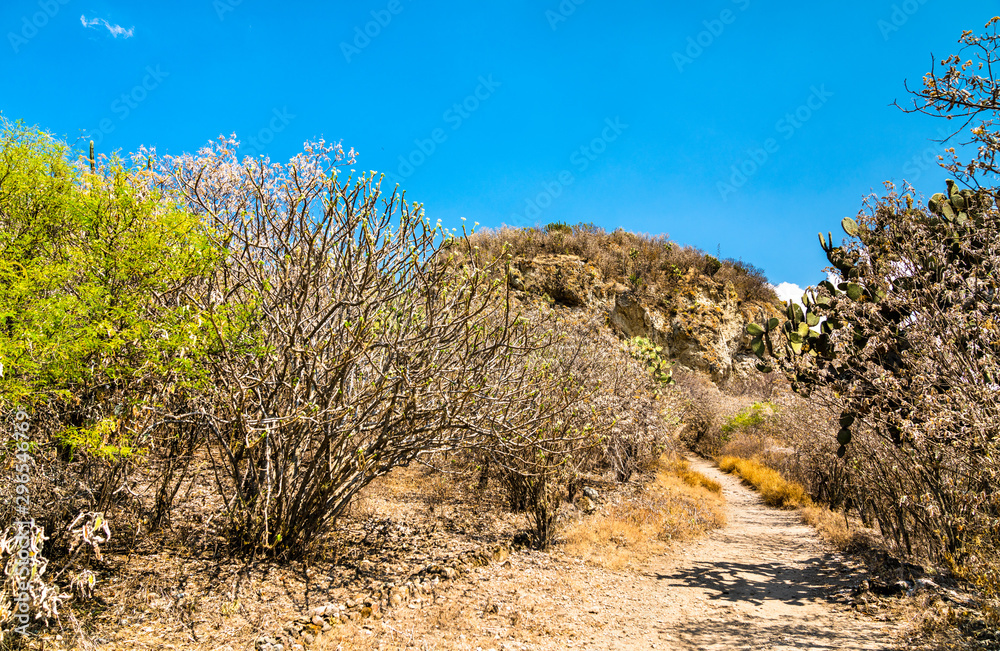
[153,137,584,556]
[898,16,1000,187]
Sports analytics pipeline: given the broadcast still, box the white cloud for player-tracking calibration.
[80,15,134,38]
[771,281,805,308]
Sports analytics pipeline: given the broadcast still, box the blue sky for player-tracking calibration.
[2,1,996,294]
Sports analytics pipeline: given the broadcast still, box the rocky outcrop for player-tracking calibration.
[510,255,782,382]
[508,254,625,308]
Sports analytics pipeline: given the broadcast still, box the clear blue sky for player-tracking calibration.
[2,1,996,292]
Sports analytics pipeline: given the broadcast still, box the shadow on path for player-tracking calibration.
[667,616,893,651]
[654,553,857,607]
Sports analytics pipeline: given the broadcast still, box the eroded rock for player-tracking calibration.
[512,255,782,381]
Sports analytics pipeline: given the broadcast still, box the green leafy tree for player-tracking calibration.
[0,120,220,511]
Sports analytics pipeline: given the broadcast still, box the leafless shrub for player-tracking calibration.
[715,258,774,303]
[671,370,739,456]
[715,392,853,510]
[479,311,683,548]
[752,181,1000,592]
[155,137,564,558]
[0,521,68,641]
[567,319,679,482]
[484,312,612,548]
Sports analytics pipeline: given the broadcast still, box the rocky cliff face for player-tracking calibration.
[508,254,782,382]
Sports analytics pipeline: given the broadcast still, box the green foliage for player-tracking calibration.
[57,418,138,463]
[625,337,675,385]
[544,221,572,234]
[0,119,221,460]
[720,402,778,435]
[703,255,722,277]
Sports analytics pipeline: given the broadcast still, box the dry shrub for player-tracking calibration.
[468,224,777,304]
[672,370,750,456]
[714,388,853,510]
[561,454,725,569]
[947,550,1000,629]
[481,310,684,548]
[713,258,774,303]
[717,456,810,509]
[588,329,682,483]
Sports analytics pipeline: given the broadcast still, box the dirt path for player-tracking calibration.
[604,455,891,650]
[332,457,895,650]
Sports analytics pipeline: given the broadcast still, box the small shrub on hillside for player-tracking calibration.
[703,255,722,277]
[715,258,773,302]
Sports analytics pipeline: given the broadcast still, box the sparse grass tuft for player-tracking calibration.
[561,455,725,569]
[799,504,873,552]
[717,455,811,509]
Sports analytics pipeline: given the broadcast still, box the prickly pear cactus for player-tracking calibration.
[746,180,996,457]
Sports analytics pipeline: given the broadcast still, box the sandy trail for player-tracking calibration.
[336,456,895,650]
[599,455,891,650]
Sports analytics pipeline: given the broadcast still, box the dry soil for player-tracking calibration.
[329,456,895,651]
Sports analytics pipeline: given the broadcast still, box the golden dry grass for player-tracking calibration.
[561,455,726,569]
[665,457,723,494]
[717,455,811,509]
[799,504,872,551]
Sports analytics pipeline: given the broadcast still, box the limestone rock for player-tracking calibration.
[509,255,620,308]
[512,254,781,381]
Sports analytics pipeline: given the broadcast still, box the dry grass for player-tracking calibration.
[561,455,725,569]
[717,455,811,509]
[664,457,722,494]
[800,504,875,552]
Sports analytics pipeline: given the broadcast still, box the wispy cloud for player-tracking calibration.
[80,15,134,38]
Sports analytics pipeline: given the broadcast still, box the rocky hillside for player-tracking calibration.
[506,251,782,382]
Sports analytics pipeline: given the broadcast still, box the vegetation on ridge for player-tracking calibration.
[468,221,777,305]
